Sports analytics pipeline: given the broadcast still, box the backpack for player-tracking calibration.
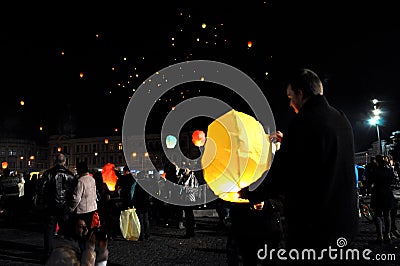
[181,171,199,203]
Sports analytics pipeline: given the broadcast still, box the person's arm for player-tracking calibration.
[239,131,286,203]
[81,231,96,266]
[70,179,84,212]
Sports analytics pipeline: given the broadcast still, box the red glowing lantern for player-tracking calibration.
[102,163,118,191]
[192,130,206,147]
[247,41,253,48]
[1,161,8,169]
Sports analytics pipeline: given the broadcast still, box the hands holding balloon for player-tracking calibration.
[238,186,265,210]
[269,131,283,143]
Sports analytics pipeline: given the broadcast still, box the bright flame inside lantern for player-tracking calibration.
[192,130,206,147]
[102,163,118,191]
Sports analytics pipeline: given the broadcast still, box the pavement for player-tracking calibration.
[1,207,400,266]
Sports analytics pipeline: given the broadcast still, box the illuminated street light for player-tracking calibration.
[369,99,381,154]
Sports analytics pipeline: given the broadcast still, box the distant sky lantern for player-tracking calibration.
[80,72,84,78]
[104,138,109,144]
[20,100,24,106]
[39,126,43,131]
[247,41,253,48]
[202,23,207,29]
[166,135,177,149]
[192,130,206,147]
[57,147,62,152]
[2,162,8,169]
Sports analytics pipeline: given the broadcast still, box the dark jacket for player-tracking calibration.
[133,182,151,214]
[369,165,396,211]
[248,95,359,248]
[41,164,75,214]
[115,173,136,210]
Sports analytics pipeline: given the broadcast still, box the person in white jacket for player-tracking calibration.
[70,162,98,232]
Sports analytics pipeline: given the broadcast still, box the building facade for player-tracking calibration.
[47,132,197,173]
[0,137,48,175]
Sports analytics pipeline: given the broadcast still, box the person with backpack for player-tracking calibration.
[177,167,199,238]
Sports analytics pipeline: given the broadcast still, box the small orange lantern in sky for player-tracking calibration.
[192,130,206,147]
[2,162,8,169]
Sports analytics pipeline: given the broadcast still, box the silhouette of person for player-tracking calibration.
[239,68,359,254]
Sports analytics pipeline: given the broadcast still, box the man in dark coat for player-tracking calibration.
[115,166,136,210]
[39,153,76,259]
[240,68,359,254]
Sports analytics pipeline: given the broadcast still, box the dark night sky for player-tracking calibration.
[1,1,399,152]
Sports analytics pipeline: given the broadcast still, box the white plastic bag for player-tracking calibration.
[119,208,141,241]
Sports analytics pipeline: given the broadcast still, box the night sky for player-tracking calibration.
[1,1,399,152]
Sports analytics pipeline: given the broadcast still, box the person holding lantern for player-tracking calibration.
[239,68,359,255]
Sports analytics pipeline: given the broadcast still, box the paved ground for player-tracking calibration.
[1,208,400,266]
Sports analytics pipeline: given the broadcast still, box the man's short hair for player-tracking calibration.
[55,153,66,165]
[286,68,323,97]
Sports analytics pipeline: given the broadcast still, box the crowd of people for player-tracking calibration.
[0,153,204,265]
[1,68,399,265]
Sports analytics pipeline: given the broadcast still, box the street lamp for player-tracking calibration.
[368,99,382,154]
[143,152,149,170]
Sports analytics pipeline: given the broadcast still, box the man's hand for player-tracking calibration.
[86,230,97,251]
[239,185,264,206]
[238,186,251,200]
[269,131,283,143]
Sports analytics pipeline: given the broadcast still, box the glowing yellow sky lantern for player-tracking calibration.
[201,109,273,203]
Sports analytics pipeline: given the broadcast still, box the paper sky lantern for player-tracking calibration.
[247,41,253,48]
[192,130,206,147]
[102,163,118,191]
[1,161,8,169]
[166,135,177,149]
[201,109,273,203]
